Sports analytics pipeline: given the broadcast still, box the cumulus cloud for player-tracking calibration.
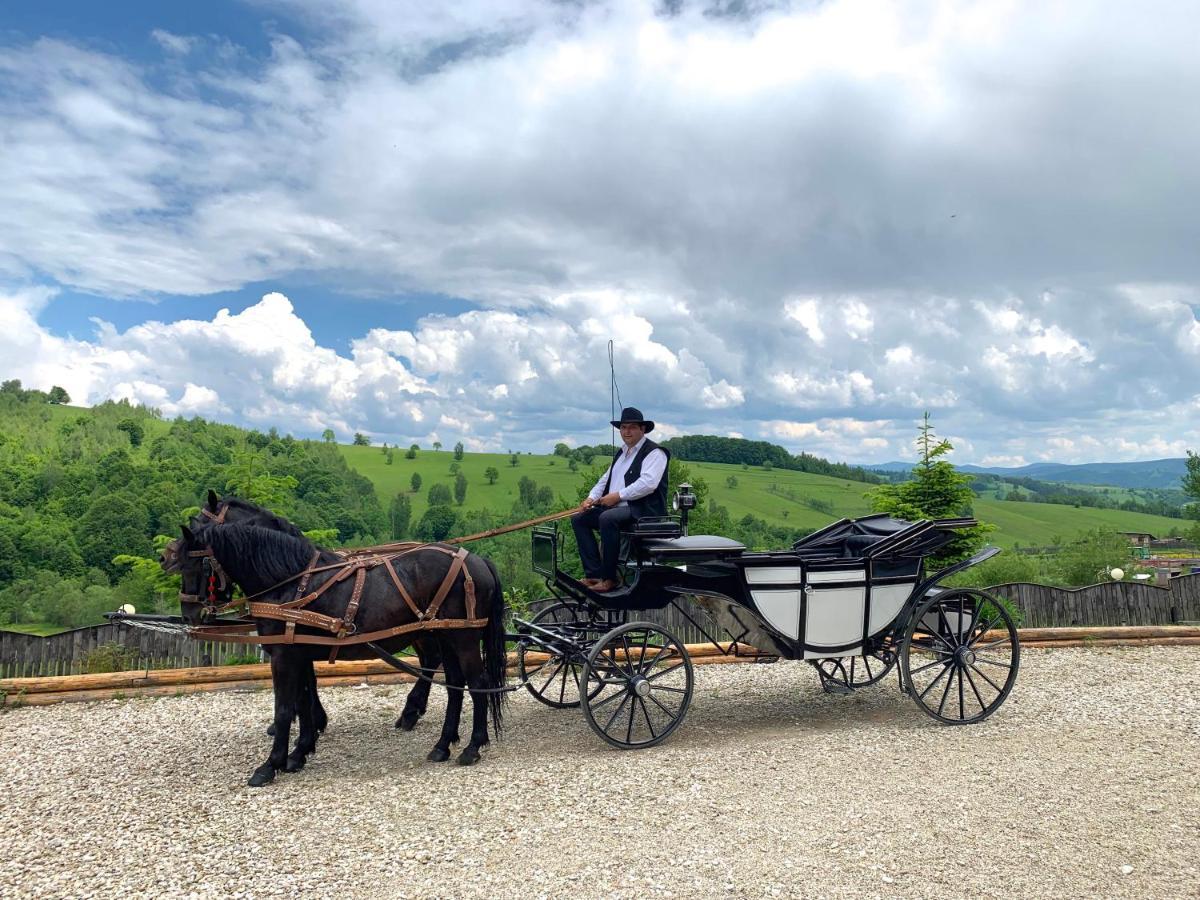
[1,1,1200,463]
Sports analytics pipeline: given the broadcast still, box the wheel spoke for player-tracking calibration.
[589,686,628,713]
[957,665,965,720]
[645,690,680,718]
[971,637,1012,652]
[936,603,959,649]
[638,697,658,740]
[638,642,672,676]
[556,664,570,705]
[649,684,687,694]
[625,694,636,743]
[963,665,988,711]
[908,657,949,677]
[646,660,686,682]
[536,659,565,695]
[976,658,1012,671]
[635,629,652,674]
[915,661,952,700]
[936,666,955,716]
[602,693,633,733]
[968,662,1005,694]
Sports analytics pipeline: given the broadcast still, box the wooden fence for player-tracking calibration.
[3,574,1199,677]
[0,623,264,679]
[987,573,1200,628]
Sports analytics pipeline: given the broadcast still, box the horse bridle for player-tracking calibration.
[172,501,238,620]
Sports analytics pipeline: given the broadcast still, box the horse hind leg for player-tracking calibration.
[455,638,491,767]
[286,663,321,773]
[427,643,463,763]
[396,639,439,731]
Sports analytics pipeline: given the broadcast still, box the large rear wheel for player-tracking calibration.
[901,588,1020,724]
[581,621,694,749]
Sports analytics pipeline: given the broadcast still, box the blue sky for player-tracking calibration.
[2,1,1199,465]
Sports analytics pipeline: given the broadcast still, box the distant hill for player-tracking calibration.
[868,458,1189,490]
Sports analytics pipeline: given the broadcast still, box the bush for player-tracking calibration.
[83,642,141,674]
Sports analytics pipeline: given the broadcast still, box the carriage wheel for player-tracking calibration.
[517,601,601,709]
[900,588,1020,725]
[814,646,896,690]
[581,621,694,750]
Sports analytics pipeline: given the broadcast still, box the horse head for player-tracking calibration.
[171,524,236,626]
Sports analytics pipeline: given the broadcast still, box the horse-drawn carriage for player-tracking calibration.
[114,489,1019,783]
[513,495,1020,749]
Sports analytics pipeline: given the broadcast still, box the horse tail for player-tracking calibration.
[481,556,508,736]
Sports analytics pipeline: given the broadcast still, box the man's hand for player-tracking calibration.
[598,492,622,508]
[579,497,596,511]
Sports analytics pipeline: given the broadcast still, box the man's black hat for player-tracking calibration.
[610,406,654,433]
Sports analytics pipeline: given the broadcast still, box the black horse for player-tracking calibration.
[187,492,443,733]
[171,521,506,785]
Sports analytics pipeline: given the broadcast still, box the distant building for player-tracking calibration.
[1120,531,1155,547]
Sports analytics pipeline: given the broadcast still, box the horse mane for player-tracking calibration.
[204,523,322,587]
[217,495,307,539]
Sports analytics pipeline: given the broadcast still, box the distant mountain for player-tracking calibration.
[865,458,1189,489]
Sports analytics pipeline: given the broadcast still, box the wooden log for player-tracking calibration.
[5,628,1200,707]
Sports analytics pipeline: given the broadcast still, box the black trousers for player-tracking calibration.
[571,505,635,580]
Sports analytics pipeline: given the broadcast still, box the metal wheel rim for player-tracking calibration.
[518,601,602,709]
[816,647,896,688]
[901,588,1020,725]
[581,621,693,750]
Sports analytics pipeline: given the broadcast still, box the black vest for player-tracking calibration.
[603,439,671,519]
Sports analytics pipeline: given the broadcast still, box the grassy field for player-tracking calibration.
[0,622,66,636]
[340,446,1186,548]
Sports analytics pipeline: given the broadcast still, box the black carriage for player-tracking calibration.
[514,489,1020,750]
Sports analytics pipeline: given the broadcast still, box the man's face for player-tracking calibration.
[619,423,645,447]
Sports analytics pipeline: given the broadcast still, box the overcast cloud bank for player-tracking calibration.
[1,0,1198,464]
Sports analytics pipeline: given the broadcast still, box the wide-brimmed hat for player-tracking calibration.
[610,406,654,433]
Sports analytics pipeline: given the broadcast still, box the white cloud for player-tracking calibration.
[1,2,1200,464]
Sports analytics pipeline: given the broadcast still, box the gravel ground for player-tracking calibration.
[1,646,1198,900]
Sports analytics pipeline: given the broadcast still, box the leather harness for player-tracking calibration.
[177,509,484,659]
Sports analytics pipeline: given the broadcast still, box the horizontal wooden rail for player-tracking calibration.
[2,627,1198,707]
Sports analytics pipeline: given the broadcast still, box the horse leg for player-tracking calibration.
[250,652,300,786]
[285,656,322,773]
[455,639,491,767]
[427,642,464,763]
[396,638,440,731]
[308,660,328,733]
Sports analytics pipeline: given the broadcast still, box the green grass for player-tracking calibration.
[0,622,67,636]
[340,446,1187,549]
[340,447,586,521]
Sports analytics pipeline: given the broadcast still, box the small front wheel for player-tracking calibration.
[901,588,1020,724]
[517,601,599,709]
[581,621,693,749]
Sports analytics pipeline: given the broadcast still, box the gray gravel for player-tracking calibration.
[1,646,1198,899]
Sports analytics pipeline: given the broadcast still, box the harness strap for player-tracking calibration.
[425,547,469,622]
[190,615,490,646]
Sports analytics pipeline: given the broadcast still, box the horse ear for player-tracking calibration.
[207,489,220,510]
[181,525,196,543]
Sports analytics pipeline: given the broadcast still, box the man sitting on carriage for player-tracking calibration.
[572,407,670,593]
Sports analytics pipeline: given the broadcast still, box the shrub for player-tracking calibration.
[83,642,141,674]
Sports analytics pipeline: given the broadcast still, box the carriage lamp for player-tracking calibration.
[672,483,696,534]
[120,603,136,616]
[1109,567,1125,581]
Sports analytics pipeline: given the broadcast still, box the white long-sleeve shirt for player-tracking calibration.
[587,436,668,506]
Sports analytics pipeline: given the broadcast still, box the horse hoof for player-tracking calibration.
[266,724,276,737]
[457,748,480,766]
[285,753,307,773]
[248,764,277,787]
[396,711,419,731]
[427,747,451,763]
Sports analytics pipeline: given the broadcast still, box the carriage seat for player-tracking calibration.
[638,534,746,562]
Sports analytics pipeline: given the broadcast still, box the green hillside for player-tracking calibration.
[340,447,1187,549]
